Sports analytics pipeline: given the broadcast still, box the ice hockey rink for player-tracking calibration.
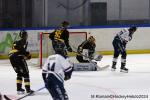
[0,54,150,100]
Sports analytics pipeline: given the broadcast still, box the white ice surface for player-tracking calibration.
[0,54,150,100]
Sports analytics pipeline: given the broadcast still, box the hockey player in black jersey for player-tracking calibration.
[76,36,96,62]
[74,36,103,71]
[111,27,137,73]
[9,30,34,94]
[49,21,72,56]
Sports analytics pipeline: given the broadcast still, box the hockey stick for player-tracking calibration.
[72,51,103,62]
[70,43,102,61]
[72,51,109,70]
[4,87,45,100]
[70,43,108,69]
[72,50,97,61]
[96,65,110,71]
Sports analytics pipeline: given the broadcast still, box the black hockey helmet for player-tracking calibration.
[19,30,28,38]
[61,21,69,27]
[55,41,67,57]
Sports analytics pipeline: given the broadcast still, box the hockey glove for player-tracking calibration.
[26,53,31,60]
[27,54,31,59]
[64,66,73,81]
[67,46,72,52]
[77,47,83,53]
[64,75,70,81]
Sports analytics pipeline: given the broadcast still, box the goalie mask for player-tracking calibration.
[88,36,96,45]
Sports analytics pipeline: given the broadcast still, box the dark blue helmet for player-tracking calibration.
[129,27,137,32]
[55,41,67,58]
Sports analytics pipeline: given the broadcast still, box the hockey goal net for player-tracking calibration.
[39,31,88,67]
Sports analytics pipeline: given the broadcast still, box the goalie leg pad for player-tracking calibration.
[73,63,97,71]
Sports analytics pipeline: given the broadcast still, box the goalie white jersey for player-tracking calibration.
[117,28,132,42]
[42,54,72,82]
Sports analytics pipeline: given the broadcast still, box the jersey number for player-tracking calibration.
[48,63,55,71]
[54,30,62,39]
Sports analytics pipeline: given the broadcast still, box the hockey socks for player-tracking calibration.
[24,78,34,93]
[16,77,25,95]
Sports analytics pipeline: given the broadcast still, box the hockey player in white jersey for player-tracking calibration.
[42,41,73,100]
[111,27,137,73]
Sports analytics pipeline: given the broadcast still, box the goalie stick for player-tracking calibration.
[70,44,108,70]
[96,65,110,71]
[72,51,93,60]
[72,50,102,61]
[4,87,45,100]
[70,42,103,61]
[72,51,109,71]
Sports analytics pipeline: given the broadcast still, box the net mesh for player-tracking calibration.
[39,32,88,67]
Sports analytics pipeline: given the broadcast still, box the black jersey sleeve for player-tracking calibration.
[13,40,29,56]
[49,31,55,40]
[62,30,72,52]
[62,30,69,47]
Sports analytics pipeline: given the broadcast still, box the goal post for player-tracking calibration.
[39,31,88,68]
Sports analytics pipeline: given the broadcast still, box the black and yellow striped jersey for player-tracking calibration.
[49,27,70,48]
[77,40,96,56]
[9,39,29,56]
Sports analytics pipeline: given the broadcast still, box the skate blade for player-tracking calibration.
[111,68,116,71]
[120,69,128,73]
[97,65,110,71]
[25,92,35,96]
[17,91,25,95]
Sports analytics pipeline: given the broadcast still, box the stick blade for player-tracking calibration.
[4,95,17,100]
[97,65,110,71]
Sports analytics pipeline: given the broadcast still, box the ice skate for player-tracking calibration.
[120,67,128,73]
[26,89,34,94]
[111,65,116,71]
[111,61,117,71]
[17,88,25,95]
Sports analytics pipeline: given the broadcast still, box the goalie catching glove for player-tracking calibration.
[94,54,103,61]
